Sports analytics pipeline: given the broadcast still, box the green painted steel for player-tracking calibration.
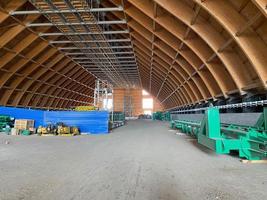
[21,129,31,136]
[153,112,163,120]
[163,112,171,121]
[110,112,125,122]
[153,111,171,121]
[170,108,267,160]
[0,115,13,133]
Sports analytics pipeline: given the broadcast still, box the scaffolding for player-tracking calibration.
[94,80,112,108]
[123,88,133,117]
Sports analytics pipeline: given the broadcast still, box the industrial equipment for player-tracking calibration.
[152,112,163,120]
[162,112,171,121]
[57,122,80,136]
[21,129,31,136]
[0,115,14,134]
[109,111,125,129]
[138,114,152,119]
[70,127,80,136]
[57,126,70,135]
[37,123,57,136]
[111,111,125,122]
[152,112,171,121]
[170,108,267,160]
[37,122,80,136]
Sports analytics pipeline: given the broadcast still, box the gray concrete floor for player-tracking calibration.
[0,120,266,200]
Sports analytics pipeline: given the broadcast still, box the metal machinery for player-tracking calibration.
[37,123,79,136]
[152,112,163,121]
[152,111,171,121]
[110,111,125,129]
[170,108,267,160]
[0,115,14,133]
[163,112,171,121]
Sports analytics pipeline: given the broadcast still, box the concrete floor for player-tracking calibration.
[0,120,266,200]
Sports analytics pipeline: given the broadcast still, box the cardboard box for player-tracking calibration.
[14,119,34,130]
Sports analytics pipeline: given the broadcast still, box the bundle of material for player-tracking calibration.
[75,106,97,111]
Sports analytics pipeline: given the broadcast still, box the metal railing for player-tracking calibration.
[170,100,267,114]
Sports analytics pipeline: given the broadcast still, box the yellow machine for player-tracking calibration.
[71,127,79,135]
[37,123,80,136]
[58,126,79,136]
[57,126,70,135]
[37,125,57,136]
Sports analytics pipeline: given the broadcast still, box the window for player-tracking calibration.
[143,98,153,109]
[142,90,149,96]
[103,98,113,110]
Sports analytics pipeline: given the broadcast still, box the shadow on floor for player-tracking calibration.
[183,137,217,156]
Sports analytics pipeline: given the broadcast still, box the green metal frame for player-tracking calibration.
[0,115,13,133]
[153,111,171,121]
[170,108,267,160]
[110,112,125,122]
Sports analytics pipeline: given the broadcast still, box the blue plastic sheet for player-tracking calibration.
[0,106,109,134]
[0,106,44,127]
[44,111,109,134]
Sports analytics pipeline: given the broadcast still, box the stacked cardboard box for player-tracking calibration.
[14,119,34,130]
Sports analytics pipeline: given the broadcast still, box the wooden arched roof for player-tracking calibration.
[0,0,267,110]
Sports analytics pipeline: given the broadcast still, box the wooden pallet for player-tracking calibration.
[241,160,267,164]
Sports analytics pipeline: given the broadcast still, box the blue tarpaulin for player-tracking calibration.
[0,106,109,134]
[0,106,44,127]
[44,111,109,134]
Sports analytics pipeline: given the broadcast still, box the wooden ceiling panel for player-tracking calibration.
[0,0,266,110]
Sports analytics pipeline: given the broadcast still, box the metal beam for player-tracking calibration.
[27,20,126,27]
[65,52,134,55]
[88,69,138,71]
[9,7,123,15]
[72,56,136,60]
[77,61,136,64]
[89,72,138,74]
[50,39,131,44]
[59,46,132,50]
[84,66,138,68]
[40,30,129,36]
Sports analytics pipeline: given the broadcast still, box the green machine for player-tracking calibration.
[162,112,171,121]
[110,112,125,122]
[0,115,14,133]
[153,111,171,121]
[110,112,125,129]
[152,112,163,120]
[171,108,267,160]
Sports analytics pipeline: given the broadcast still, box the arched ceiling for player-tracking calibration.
[0,0,267,110]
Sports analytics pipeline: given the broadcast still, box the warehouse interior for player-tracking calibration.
[0,0,267,199]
